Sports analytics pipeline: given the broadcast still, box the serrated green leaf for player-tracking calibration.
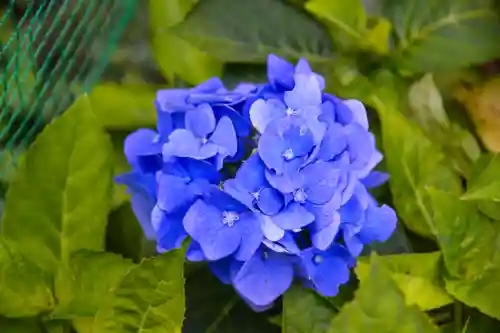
[0,240,54,317]
[369,75,462,238]
[150,0,223,84]
[53,251,134,318]
[89,84,157,130]
[282,285,336,333]
[1,96,114,272]
[462,153,500,200]
[356,252,452,311]
[92,249,186,333]
[382,0,500,73]
[329,254,440,333]
[428,189,500,319]
[171,0,334,64]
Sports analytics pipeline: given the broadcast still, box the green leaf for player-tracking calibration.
[150,0,223,84]
[0,240,54,317]
[282,285,336,333]
[462,311,500,333]
[428,190,500,319]
[462,153,500,200]
[382,0,500,73]
[0,317,44,333]
[89,84,157,129]
[171,0,334,64]
[53,251,134,317]
[408,74,450,128]
[305,0,366,46]
[106,202,156,262]
[329,254,440,333]
[183,265,279,333]
[369,75,462,237]
[92,249,186,333]
[355,252,452,311]
[1,96,114,272]
[72,317,93,333]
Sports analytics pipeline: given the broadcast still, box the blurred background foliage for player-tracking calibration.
[3,0,500,331]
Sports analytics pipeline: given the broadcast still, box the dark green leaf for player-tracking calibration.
[355,252,452,311]
[89,84,157,130]
[1,96,114,272]
[92,249,186,332]
[329,254,440,332]
[383,0,500,73]
[171,0,334,64]
[462,311,500,333]
[106,202,156,262]
[428,190,500,319]
[0,317,44,333]
[0,240,54,317]
[282,285,336,333]
[150,0,223,84]
[110,131,132,210]
[183,265,279,333]
[53,251,134,318]
[463,153,500,200]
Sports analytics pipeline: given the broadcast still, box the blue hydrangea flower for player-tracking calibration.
[116,53,398,311]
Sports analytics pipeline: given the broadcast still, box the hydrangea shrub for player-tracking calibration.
[117,54,397,309]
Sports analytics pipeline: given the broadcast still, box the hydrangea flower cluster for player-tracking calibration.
[116,54,397,310]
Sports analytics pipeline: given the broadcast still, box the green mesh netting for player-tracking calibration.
[0,0,137,175]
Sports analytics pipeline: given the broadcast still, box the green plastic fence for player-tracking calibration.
[0,0,137,161]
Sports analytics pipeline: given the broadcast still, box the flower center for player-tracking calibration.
[222,211,239,227]
[285,107,299,116]
[283,148,294,161]
[313,255,323,265]
[200,137,208,144]
[293,188,307,203]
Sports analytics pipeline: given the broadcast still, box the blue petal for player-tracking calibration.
[157,174,195,212]
[281,118,315,159]
[358,204,397,243]
[345,123,375,170]
[284,74,322,110]
[155,89,189,112]
[186,241,206,261]
[340,194,364,225]
[306,248,351,296]
[155,206,188,252]
[204,187,248,213]
[180,158,221,184]
[163,129,204,158]
[235,153,267,192]
[344,232,364,257]
[233,83,257,94]
[257,126,288,174]
[307,197,341,231]
[233,249,294,307]
[257,187,284,215]
[356,149,383,179]
[156,110,173,141]
[213,105,251,137]
[185,103,216,138]
[263,232,300,254]
[191,77,225,93]
[361,171,389,189]
[343,99,368,130]
[183,199,242,260]
[234,212,263,261]
[267,54,294,90]
[124,129,162,164]
[209,116,238,157]
[271,202,315,230]
[260,215,285,242]
[223,179,255,209]
[318,122,347,161]
[209,257,233,285]
[311,221,340,251]
[265,157,304,193]
[294,58,325,90]
[302,162,341,205]
[249,98,286,133]
[130,192,156,240]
